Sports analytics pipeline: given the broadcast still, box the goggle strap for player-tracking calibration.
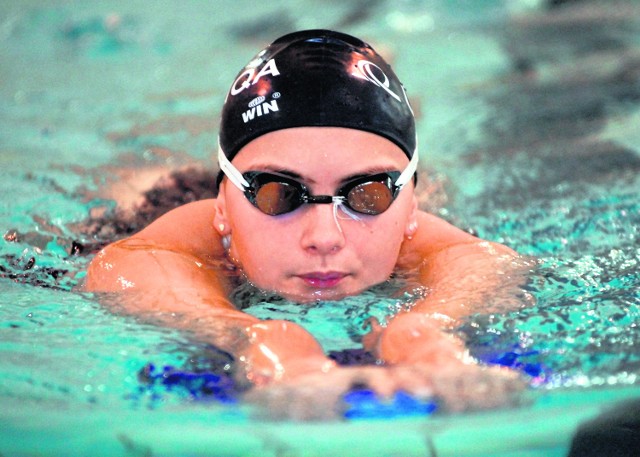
[333,197,363,222]
[218,142,419,219]
[394,147,419,189]
[332,199,344,235]
[218,144,250,190]
[332,197,364,235]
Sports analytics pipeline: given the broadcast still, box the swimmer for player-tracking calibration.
[85,30,529,415]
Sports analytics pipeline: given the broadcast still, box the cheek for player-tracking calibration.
[227,211,293,281]
[373,197,414,262]
[351,219,405,278]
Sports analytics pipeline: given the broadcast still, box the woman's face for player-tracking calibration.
[215,127,418,302]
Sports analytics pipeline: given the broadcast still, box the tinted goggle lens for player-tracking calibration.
[346,181,395,215]
[246,172,400,216]
[253,181,301,215]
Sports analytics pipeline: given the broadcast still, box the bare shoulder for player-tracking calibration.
[407,211,484,252]
[85,199,227,294]
[134,199,223,258]
[398,210,517,267]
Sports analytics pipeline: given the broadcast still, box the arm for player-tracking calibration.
[85,199,336,384]
[400,211,526,318]
[245,211,528,417]
[368,210,531,366]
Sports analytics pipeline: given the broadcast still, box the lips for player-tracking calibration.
[298,271,347,288]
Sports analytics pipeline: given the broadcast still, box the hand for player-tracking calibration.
[244,364,435,421]
[361,316,384,354]
[366,312,464,366]
[245,361,526,421]
[238,320,336,387]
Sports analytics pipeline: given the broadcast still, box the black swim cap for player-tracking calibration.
[218,29,416,164]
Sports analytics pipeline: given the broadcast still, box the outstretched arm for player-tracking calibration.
[400,211,527,318]
[85,199,336,384]
[251,213,530,419]
[367,210,531,366]
[85,204,526,416]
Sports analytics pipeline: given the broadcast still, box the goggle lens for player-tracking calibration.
[254,181,302,215]
[245,172,401,216]
[346,181,394,215]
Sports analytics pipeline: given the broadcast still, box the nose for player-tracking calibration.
[299,203,346,255]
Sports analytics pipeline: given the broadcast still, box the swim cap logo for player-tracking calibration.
[242,94,279,123]
[230,59,280,96]
[248,96,266,108]
[354,60,401,103]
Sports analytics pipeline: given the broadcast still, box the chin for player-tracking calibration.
[248,275,381,303]
[276,284,368,303]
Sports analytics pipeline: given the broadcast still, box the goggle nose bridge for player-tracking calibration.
[304,194,335,205]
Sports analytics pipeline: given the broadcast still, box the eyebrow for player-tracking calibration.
[249,164,399,186]
[258,166,309,181]
[338,166,398,184]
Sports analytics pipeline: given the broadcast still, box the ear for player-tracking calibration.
[213,182,232,236]
[404,194,419,239]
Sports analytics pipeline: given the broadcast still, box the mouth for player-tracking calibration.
[297,271,348,289]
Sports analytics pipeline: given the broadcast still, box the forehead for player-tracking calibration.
[232,127,409,177]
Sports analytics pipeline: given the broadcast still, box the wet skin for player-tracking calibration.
[86,127,528,416]
[213,127,419,302]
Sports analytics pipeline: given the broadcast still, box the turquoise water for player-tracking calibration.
[2,0,640,455]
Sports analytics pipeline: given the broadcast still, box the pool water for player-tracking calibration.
[1,0,640,455]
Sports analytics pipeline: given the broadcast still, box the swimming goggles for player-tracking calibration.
[218,146,418,217]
